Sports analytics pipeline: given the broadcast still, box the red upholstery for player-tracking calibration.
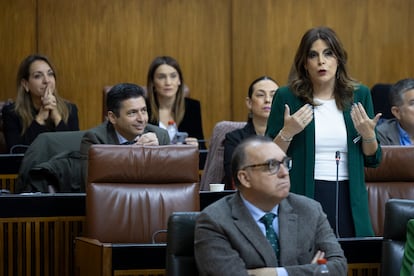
[200,121,246,190]
[86,144,200,243]
[365,146,414,236]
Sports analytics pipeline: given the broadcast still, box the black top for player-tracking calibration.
[2,102,79,153]
[223,120,256,187]
[148,97,205,148]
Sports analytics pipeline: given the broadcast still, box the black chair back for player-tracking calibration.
[166,212,200,276]
[381,199,414,275]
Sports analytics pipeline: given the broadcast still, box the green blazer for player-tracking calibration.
[401,219,414,276]
[266,85,381,237]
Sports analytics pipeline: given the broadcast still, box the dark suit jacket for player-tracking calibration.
[80,121,170,185]
[80,121,170,155]
[377,118,402,145]
[148,97,205,148]
[195,192,347,276]
[223,120,256,186]
[2,102,79,153]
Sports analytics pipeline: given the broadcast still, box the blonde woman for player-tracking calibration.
[2,54,79,152]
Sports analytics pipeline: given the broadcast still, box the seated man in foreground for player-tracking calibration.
[194,136,347,275]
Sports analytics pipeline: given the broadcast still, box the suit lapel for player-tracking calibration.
[278,195,298,265]
[231,193,279,266]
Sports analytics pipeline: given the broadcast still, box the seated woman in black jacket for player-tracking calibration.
[146,56,204,148]
[223,76,278,188]
[2,54,79,153]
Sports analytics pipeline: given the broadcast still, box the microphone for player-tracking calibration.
[335,151,341,238]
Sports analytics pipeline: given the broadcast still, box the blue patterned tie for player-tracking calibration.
[260,213,280,259]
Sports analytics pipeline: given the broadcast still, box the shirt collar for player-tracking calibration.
[115,131,129,144]
[240,193,279,222]
[397,123,413,145]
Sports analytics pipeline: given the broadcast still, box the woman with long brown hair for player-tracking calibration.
[2,54,79,152]
[266,26,382,237]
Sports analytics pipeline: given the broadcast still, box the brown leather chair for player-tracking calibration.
[75,144,200,275]
[365,146,414,236]
[199,121,246,191]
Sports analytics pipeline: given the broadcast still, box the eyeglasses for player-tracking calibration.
[241,157,292,175]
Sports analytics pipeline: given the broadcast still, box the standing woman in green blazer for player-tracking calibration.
[266,26,382,237]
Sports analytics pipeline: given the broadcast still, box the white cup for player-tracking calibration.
[209,183,225,192]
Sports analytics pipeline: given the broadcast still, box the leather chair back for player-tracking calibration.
[365,146,414,236]
[86,144,200,243]
[200,121,246,190]
[381,199,414,275]
[166,212,200,276]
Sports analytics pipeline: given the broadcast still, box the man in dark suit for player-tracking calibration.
[377,78,414,146]
[81,83,170,156]
[194,136,347,275]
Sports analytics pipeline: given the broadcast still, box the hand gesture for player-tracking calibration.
[184,137,199,146]
[281,104,313,137]
[42,86,62,125]
[135,132,159,146]
[350,102,381,139]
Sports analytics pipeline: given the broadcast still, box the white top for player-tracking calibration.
[160,121,177,141]
[313,98,348,181]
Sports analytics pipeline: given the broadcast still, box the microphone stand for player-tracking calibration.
[335,151,341,238]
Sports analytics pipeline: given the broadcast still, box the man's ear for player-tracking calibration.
[107,111,117,125]
[391,106,401,120]
[237,170,251,188]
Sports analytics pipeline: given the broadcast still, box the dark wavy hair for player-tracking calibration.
[289,26,358,110]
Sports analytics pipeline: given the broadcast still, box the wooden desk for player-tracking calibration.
[0,194,85,276]
[1,192,383,276]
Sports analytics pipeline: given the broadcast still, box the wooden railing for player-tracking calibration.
[0,174,17,193]
[0,216,85,276]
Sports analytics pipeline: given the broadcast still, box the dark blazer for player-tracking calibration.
[2,102,79,153]
[148,97,205,148]
[223,120,256,186]
[194,192,347,276]
[377,118,402,145]
[80,121,170,156]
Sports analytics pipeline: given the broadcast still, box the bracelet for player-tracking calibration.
[362,137,376,143]
[278,130,293,142]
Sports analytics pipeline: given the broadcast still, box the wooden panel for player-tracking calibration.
[231,0,414,121]
[0,216,85,276]
[36,0,232,141]
[348,263,380,276]
[0,174,17,193]
[0,1,37,102]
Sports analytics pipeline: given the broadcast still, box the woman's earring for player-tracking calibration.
[248,111,253,119]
